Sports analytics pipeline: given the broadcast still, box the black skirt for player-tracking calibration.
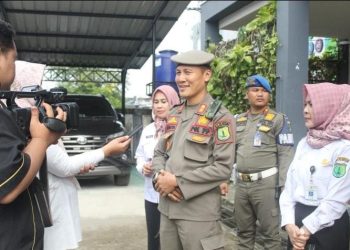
[287,202,349,250]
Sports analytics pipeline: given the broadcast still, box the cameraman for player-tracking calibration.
[0,19,66,249]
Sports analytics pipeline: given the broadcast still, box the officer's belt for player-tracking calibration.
[237,167,278,182]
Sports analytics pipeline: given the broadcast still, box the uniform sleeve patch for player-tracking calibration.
[278,133,294,145]
[214,120,234,144]
[333,157,349,178]
[333,163,347,178]
[277,115,294,146]
[166,116,179,132]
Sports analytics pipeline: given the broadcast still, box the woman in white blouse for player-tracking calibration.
[135,85,180,250]
[280,83,350,250]
[44,137,130,250]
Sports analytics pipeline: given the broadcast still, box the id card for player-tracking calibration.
[305,185,318,201]
[253,131,261,147]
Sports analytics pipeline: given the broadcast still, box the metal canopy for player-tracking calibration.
[0,1,189,69]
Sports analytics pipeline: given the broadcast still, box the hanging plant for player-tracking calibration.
[207,1,277,114]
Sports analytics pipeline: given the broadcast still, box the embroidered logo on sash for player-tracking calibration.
[332,157,349,178]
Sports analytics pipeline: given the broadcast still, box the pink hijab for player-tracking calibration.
[151,85,180,138]
[304,82,350,148]
[11,60,46,108]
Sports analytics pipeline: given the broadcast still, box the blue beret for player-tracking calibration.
[246,74,272,93]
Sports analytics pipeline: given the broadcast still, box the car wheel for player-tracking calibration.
[114,174,130,186]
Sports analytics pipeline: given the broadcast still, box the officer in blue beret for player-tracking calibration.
[234,74,295,249]
[246,74,272,93]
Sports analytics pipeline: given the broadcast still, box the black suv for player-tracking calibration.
[60,94,132,186]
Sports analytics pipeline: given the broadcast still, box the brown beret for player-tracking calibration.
[170,50,214,66]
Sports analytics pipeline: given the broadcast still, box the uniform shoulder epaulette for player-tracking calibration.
[205,99,222,120]
[264,112,276,121]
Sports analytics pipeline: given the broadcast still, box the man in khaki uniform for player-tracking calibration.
[234,74,295,250]
[152,50,235,250]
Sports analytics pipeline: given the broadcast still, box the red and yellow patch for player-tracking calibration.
[166,115,179,132]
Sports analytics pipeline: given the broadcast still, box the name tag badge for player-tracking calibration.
[253,131,261,147]
[305,185,318,201]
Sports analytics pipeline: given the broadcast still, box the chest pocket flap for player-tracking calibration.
[184,133,211,162]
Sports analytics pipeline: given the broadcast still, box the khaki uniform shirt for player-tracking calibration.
[153,94,235,221]
[235,109,294,186]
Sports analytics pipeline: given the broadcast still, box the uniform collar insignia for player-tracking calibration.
[196,104,208,115]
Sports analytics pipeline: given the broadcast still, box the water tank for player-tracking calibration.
[155,50,178,93]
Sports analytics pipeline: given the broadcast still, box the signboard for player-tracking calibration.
[308,37,338,57]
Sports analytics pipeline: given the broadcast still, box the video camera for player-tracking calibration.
[0,85,79,140]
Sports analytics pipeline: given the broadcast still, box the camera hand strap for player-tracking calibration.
[42,117,66,133]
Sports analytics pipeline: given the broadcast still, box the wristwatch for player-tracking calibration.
[152,171,160,190]
[153,171,160,183]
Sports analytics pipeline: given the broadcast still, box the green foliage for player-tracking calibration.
[207,1,277,114]
[59,82,122,108]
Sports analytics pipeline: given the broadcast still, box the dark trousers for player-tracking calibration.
[287,202,349,250]
[145,200,160,250]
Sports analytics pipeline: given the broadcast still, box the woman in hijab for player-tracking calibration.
[135,85,180,250]
[280,82,350,250]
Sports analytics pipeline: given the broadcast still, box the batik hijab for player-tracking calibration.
[151,85,180,138]
[304,82,350,148]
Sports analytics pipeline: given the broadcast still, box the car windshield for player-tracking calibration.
[65,97,114,117]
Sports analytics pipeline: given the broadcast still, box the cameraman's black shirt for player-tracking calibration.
[0,108,44,250]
